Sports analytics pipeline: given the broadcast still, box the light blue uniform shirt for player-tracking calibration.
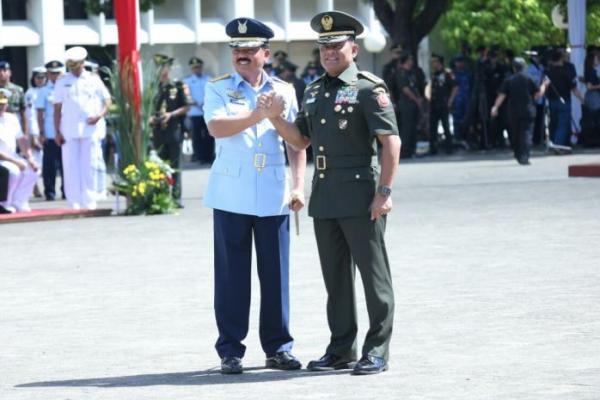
[203,71,298,217]
[526,63,545,105]
[184,73,210,117]
[35,81,57,139]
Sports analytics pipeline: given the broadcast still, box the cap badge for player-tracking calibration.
[238,20,248,34]
[321,15,333,31]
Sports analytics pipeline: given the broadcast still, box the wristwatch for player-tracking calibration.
[377,185,392,197]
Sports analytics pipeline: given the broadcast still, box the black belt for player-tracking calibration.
[315,155,377,170]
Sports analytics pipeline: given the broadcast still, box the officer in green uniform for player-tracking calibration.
[261,10,400,375]
[0,61,27,134]
[151,54,192,207]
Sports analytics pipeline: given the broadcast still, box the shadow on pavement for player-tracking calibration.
[16,367,351,387]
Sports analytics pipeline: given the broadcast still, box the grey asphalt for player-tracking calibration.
[1,151,599,400]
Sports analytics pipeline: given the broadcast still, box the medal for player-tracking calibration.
[338,119,348,130]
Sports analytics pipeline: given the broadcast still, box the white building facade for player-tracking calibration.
[0,0,405,84]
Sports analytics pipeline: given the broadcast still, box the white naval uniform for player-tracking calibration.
[0,112,38,212]
[203,71,298,217]
[25,86,44,166]
[53,70,110,209]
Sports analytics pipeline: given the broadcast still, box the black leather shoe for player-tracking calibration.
[306,353,356,371]
[265,351,302,370]
[221,356,243,374]
[352,355,388,375]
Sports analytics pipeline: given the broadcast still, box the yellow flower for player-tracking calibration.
[124,164,138,175]
[144,161,158,170]
[138,182,147,195]
[149,170,161,181]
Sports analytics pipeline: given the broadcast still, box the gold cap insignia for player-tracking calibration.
[321,15,333,31]
[238,20,248,34]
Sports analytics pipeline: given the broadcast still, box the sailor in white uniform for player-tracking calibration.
[0,88,39,213]
[53,46,111,210]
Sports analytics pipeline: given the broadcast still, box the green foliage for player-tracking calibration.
[102,60,159,176]
[113,159,176,215]
[441,0,565,54]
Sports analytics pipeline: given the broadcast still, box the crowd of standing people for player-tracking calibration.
[382,43,600,164]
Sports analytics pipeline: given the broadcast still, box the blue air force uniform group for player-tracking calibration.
[203,17,306,374]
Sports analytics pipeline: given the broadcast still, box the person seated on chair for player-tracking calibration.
[0,88,40,213]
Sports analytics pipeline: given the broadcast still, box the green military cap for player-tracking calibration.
[153,53,174,67]
[189,56,203,67]
[0,88,11,104]
[310,10,364,44]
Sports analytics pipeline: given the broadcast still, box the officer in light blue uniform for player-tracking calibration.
[184,57,213,163]
[203,17,306,374]
[35,60,65,201]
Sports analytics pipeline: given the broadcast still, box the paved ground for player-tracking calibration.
[1,150,600,400]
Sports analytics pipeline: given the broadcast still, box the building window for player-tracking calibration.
[1,0,27,20]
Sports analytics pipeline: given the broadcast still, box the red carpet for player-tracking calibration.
[568,163,600,178]
[0,208,112,224]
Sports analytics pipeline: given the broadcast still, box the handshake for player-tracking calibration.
[256,91,287,119]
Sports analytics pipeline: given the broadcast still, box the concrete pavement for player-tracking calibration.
[1,151,599,400]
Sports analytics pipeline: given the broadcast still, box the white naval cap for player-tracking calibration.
[32,66,47,75]
[65,46,88,62]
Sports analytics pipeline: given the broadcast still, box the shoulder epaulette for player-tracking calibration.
[358,70,383,84]
[305,75,325,91]
[210,73,232,83]
[272,76,292,86]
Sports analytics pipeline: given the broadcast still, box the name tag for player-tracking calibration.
[306,97,316,104]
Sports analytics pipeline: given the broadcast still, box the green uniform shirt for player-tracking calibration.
[295,62,399,219]
[0,82,25,114]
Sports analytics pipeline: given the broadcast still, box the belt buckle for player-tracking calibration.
[254,153,266,171]
[316,155,326,170]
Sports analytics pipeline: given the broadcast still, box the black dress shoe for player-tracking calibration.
[265,351,302,370]
[306,353,356,371]
[0,205,14,214]
[221,356,243,374]
[352,355,388,375]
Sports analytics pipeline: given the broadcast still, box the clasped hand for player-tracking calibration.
[256,91,286,119]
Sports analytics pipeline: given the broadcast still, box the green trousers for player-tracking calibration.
[313,215,394,361]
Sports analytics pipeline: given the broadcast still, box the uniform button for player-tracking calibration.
[318,146,324,151]
[320,118,326,124]
[355,174,360,179]
[325,92,330,98]
[319,173,325,179]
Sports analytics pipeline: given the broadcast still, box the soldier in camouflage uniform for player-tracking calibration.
[0,61,27,135]
[262,10,401,375]
[151,54,192,207]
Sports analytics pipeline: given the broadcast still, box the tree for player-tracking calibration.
[369,0,451,54]
[442,0,600,54]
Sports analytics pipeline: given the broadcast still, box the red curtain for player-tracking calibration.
[114,0,141,120]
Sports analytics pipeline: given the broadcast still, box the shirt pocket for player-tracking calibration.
[226,101,249,116]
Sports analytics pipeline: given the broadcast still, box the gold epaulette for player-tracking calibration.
[210,73,232,83]
[358,70,383,84]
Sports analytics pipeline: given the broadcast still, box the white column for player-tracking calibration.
[317,0,334,12]
[26,0,65,66]
[0,1,4,49]
[234,0,254,17]
[568,0,586,134]
[185,0,201,44]
[278,0,290,41]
